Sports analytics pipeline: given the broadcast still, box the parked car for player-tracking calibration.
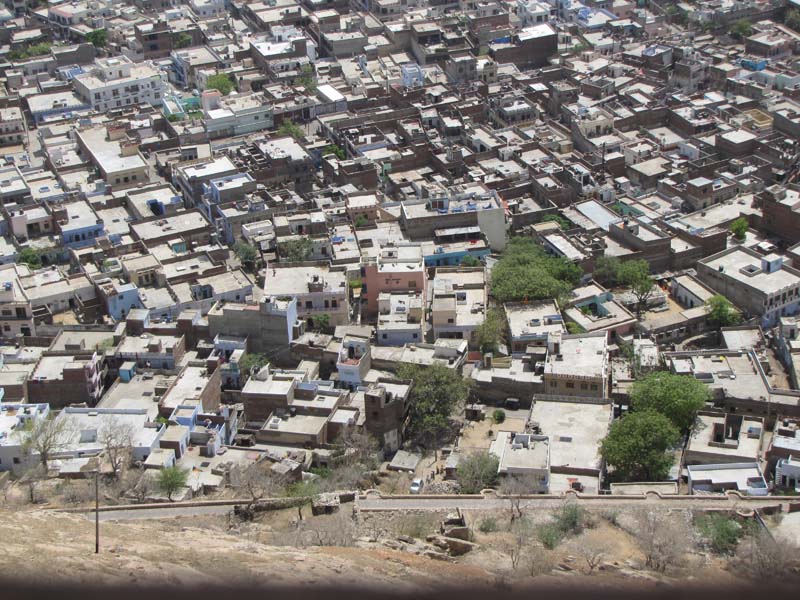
[409,478,424,494]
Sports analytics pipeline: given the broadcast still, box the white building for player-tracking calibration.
[73,56,165,112]
[0,403,50,474]
[0,107,25,146]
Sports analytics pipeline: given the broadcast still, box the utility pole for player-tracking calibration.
[95,469,100,554]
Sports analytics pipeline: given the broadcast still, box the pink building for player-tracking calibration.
[362,243,427,316]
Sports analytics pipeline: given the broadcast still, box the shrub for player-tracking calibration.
[697,514,742,555]
[492,409,506,424]
[554,503,585,535]
[537,523,564,549]
[478,516,500,533]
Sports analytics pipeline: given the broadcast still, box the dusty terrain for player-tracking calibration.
[0,504,774,590]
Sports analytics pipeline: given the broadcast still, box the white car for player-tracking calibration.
[409,478,424,494]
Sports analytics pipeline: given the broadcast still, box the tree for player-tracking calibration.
[541,214,570,230]
[311,313,330,331]
[490,237,582,304]
[730,19,752,39]
[354,215,368,228]
[20,414,75,470]
[85,29,107,48]
[332,429,380,468]
[175,33,193,49]
[278,238,312,262]
[729,217,748,241]
[475,307,506,353]
[233,240,258,270]
[396,363,471,447]
[98,417,135,478]
[18,247,42,270]
[231,462,287,516]
[576,538,610,573]
[294,64,317,93]
[279,119,304,140]
[734,529,797,579]
[696,514,743,555]
[787,8,800,32]
[323,144,345,160]
[618,260,655,316]
[500,474,540,522]
[457,451,499,493]
[632,509,690,572]
[206,73,234,95]
[122,468,152,503]
[705,294,741,328]
[629,371,711,432]
[601,411,680,481]
[156,466,189,501]
[19,464,48,504]
[593,256,622,287]
[238,352,268,378]
[460,255,481,267]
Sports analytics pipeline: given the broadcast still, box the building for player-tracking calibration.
[697,247,800,327]
[0,402,50,474]
[430,267,487,347]
[490,431,550,490]
[505,301,564,353]
[0,107,25,146]
[686,462,768,496]
[362,243,426,316]
[684,412,763,465]
[376,292,424,346]
[73,56,165,112]
[265,264,349,328]
[27,353,104,409]
[542,331,608,398]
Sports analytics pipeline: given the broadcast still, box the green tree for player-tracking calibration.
[730,217,748,241]
[311,313,330,331]
[323,144,345,160]
[460,255,481,267]
[475,307,506,353]
[18,247,42,269]
[278,238,312,262]
[618,260,655,316]
[705,294,742,328]
[566,321,585,334]
[697,514,744,555]
[629,372,711,432]
[233,240,258,269]
[490,237,582,304]
[541,214,571,230]
[730,19,752,39]
[175,33,193,49]
[238,352,268,378]
[457,451,499,493]
[593,256,622,287]
[354,215,368,228]
[278,119,304,140]
[157,466,189,501]
[396,363,471,447]
[85,29,107,48]
[294,64,317,93]
[787,9,800,32]
[206,73,234,95]
[601,412,680,481]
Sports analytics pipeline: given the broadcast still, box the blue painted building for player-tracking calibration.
[59,200,105,248]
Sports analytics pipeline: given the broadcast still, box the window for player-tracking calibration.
[549,380,556,387]
[409,281,417,288]
[447,318,454,324]
[590,384,598,391]
[566,382,575,389]
[305,301,313,309]
[580,383,587,390]
[382,333,387,339]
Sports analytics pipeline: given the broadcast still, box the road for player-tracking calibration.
[356,493,796,513]
[85,504,234,522]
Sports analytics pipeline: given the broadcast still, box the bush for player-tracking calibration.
[492,409,506,424]
[537,523,564,549]
[478,516,500,533]
[554,503,585,535]
[697,514,743,555]
[457,451,499,494]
